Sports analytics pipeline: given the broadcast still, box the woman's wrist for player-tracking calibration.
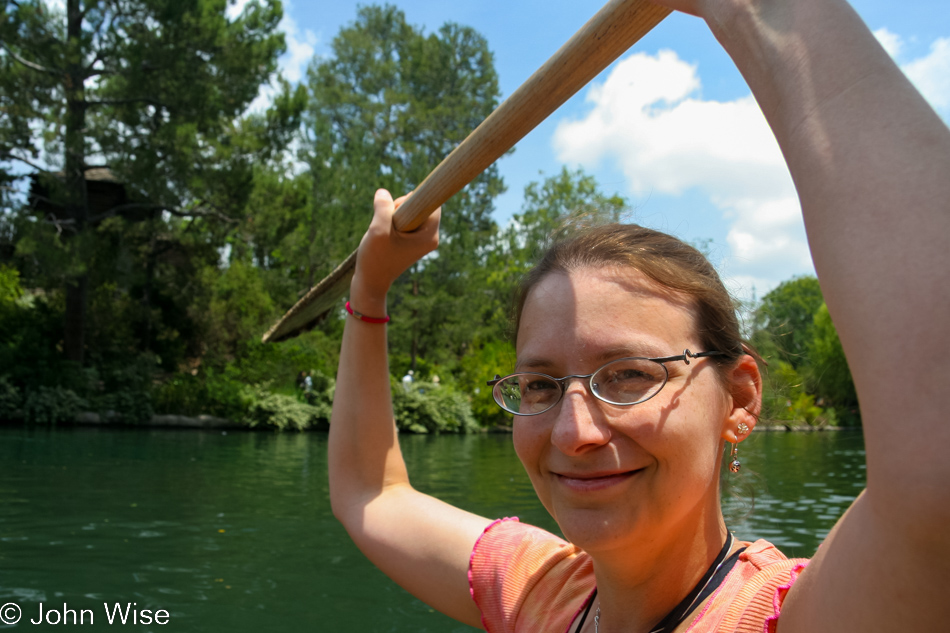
[348,273,389,318]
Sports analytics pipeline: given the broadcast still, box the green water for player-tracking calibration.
[0,427,865,632]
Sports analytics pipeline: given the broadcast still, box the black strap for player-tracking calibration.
[573,588,597,633]
[648,539,745,633]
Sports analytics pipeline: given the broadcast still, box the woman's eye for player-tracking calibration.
[609,369,652,382]
[524,379,557,392]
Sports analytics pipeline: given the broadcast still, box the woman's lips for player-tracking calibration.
[554,470,640,492]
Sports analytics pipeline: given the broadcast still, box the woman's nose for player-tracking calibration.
[550,379,611,455]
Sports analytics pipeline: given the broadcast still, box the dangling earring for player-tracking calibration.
[729,443,741,473]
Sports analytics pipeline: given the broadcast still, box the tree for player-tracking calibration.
[475,167,630,338]
[510,166,628,260]
[285,4,505,372]
[751,276,824,369]
[750,276,860,425]
[1,0,293,365]
[808,302,857,415]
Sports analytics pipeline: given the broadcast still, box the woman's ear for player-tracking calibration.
[721,353,762,443]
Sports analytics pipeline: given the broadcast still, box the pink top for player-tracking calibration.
[469,518,809,633]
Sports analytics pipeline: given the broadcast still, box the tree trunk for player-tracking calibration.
[62,0,88,365]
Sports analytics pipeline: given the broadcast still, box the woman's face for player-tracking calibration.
[513,267,734,554]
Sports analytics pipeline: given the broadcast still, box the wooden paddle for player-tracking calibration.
[262,0,670,343]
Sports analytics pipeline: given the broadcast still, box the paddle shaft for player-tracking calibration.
[263,0,670,343]
[392,0,669,232]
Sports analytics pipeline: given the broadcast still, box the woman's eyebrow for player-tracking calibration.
[514,357,555,372]
[515,344,670,372]
[594,344,667,362]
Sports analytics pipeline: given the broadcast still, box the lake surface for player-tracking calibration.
[0,427,866,632]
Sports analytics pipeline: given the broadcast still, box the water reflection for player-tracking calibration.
[0,427,864,631]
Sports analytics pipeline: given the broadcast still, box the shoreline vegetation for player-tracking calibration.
[0,410,857,434]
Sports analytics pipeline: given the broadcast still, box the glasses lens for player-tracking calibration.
[592,358,668,405]
[493,374,561,415]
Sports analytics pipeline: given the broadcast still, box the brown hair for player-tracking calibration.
[514,224,751,378]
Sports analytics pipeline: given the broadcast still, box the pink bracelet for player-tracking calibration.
[345,301,390,324]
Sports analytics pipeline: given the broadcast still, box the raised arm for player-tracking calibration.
[328,189,491,628]
[649,0,950,631]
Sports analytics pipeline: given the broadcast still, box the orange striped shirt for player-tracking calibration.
[469,518,808,633]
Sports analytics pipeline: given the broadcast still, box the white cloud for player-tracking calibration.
[902,38,950,113]
[873,30,950,116]
[226,0,253,21]
[553,50,808,299]
[873,27,903,58]
[552,32,950,300]
[279,6,317,84]
[236,0,317,113]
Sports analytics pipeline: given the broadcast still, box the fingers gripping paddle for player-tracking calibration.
[262,0,670,343]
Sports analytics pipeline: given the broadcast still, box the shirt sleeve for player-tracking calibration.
[468,518,596,633]
[684,540,810,633]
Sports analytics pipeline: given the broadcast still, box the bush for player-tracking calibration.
[0,375,22,420]
[391,380,478,434]
[84,355,158,423]
[152,373,210,416]
[152,366,249,420]
[243,389,329,431]
[23,385,87,424]
[93,389,154,424]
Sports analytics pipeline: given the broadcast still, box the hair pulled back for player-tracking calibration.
[514,224,750,374]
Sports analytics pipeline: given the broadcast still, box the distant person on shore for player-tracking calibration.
[297,371,313,403]
[328,0,950,631]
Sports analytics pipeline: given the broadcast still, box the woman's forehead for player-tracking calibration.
[516,267,700,362]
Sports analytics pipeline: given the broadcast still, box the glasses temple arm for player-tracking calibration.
[651,349,725,365]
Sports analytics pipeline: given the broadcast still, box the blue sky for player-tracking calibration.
[239,0,949,300]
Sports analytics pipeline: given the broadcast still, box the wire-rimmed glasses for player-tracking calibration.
[487,349,723,416]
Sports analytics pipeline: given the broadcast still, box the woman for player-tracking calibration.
[328,0,950,631]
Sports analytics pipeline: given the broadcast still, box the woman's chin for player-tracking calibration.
[553,505,650,554]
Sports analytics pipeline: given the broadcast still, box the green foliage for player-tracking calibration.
[243,390,330,432]
[300,5,505,372]
[0,285,82,395]
[754,286,859,425]
[0,264,22,306]
[200,258,277,362]
[93,389,154,424]
[458,340,516,427]
[808,303,858,422]
[752,277,824,369]
[0,375,22,420]
[152,366,249,420]
[760,360,826,426]
[2,0,295,368]
[84,354,158,423]
[23,385,87,425]
[392,381,478,434]
[241,369,335,431]
[516,166,629,257]
[478,167,632,340]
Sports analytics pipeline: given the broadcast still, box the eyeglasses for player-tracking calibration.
[487,349,723,416]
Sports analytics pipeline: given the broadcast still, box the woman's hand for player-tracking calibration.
[350,189,441,308]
